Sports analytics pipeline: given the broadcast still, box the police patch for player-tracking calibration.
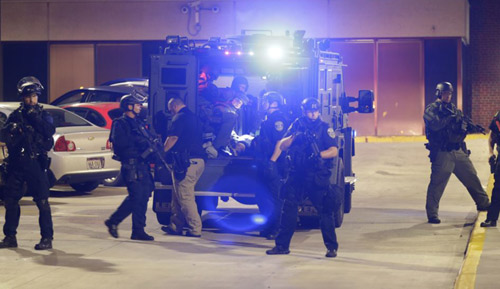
[274,121,284,132]
[327,127,336,139]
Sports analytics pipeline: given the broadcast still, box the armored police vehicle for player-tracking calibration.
[148,31,373,229]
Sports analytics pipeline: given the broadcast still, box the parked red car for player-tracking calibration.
[62,102,122,130]
[62,102,124,186]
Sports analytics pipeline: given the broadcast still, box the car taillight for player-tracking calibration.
[106,139,112,150]
[54,136,76,152]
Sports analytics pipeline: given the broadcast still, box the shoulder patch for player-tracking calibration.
[327,127,336,139]
[274,121,284,132]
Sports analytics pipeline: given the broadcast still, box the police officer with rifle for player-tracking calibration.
[481,110,500,227]
[0,76,55,250]
[105,91,156,241]
[424,82,490,224]
[266,98,339,258]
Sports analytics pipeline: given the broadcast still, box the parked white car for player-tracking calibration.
[0,102,120,192]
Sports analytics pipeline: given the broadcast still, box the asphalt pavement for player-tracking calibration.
[0,137,496,289]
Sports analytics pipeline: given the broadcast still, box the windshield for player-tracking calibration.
[46,108,92,128]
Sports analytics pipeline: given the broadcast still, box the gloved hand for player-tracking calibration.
[438,102,454,117]
[25,106,42,123]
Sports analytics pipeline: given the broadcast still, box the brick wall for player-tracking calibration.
[468,0,500,128]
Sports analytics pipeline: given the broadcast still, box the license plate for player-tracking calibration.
[87,157,104,169]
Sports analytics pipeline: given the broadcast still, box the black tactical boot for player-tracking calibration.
[34,238,52,250]
[131,232,154,241]
[0,235,17,248]
[428,217,441,224]
[104,219,119,238]
[326,249,337,258]
[266,246,290,255]
[480,220,497,227]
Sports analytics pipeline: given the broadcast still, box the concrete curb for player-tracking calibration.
[454,175,495,289]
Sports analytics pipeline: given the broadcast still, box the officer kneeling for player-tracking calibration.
[0,76,56,250]
[266,98,339,258]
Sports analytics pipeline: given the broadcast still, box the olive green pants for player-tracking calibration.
[426,149,490,219]
[170,159,205,235]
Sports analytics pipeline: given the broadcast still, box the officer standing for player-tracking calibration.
[0,76,55,250]
[255,91,290,239]
[105,91,155,241]
[161,97,206,237]
[481,110,500,227]
[424,82,490,224]
[266,98,339,258]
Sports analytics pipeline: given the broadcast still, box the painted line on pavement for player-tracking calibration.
[454,175,494,289]
[356,134,488,143]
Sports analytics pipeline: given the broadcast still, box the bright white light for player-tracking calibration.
[248,51,255,56]
[251,214,267,225]
[267,46,284,60]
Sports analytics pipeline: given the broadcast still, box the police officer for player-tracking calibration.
[266,98,339,258]
[0,76,55,250]
[424,82,490,224]
[161,97,206,237]
[208,92,249,158]
[105,91,155,241]
[481,110,500,227]
[255,91,290,239]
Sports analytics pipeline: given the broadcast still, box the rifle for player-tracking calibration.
[441,104,486,135]
[135,120,169,169]
[296,123,324,168]
[13,103,37,159]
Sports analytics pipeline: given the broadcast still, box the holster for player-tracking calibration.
[425,143,438,162]
[122,160,146,183]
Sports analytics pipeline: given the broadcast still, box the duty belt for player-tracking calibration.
[122,158,147,166]
[442,143,461,151]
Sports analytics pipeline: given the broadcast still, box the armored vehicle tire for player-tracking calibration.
[334,159,345,228]
[156,212,171,225]
[196,196,219,215]
[103,172,124,187]
[344,183,352,213]
[70,181,100,192]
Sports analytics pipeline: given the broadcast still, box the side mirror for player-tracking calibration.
[340,90,374,114]
[357,90,374,114]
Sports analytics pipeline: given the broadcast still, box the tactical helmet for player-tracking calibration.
[231,76,249,92]
[17,76,44,97]
[264,91,285,108]
[301,98,320,112]
[120,89,147,111]
[435,82,453,98]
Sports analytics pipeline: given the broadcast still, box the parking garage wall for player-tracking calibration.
[468,0,500,129]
